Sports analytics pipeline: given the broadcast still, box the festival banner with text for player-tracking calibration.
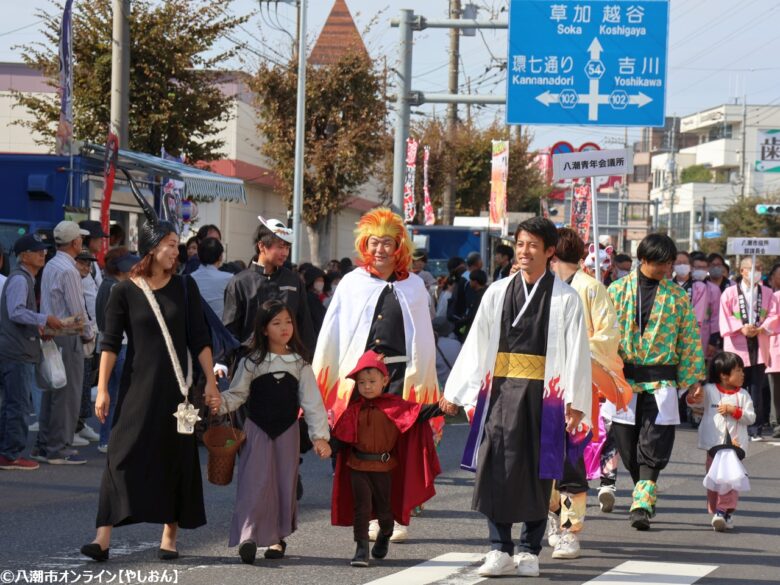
[403,138,419,223]
[489,140,509,235]
[422,146,435,225]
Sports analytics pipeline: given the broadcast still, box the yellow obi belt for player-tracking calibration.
[493,352,546,380]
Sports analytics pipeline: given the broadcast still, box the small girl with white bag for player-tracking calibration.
[687,351,755,532]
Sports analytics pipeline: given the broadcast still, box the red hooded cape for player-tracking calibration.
[331,393,441,527]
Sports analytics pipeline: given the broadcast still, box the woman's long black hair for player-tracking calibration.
[245,299,311,369]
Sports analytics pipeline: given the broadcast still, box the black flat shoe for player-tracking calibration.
[630,509,651,531]
[80,543,109,562]
[351,540,369,567]
[238,540,257,565]
[371,531,391,559]
[263,540,286,559]
[158,548,179,560]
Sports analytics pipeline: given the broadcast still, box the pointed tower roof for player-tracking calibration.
[309,0,369,66]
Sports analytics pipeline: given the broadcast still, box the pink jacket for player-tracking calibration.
[767,291,780,374]
[719,283,780,367]
[690,280,721,352]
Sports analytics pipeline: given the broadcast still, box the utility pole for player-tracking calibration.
[442,0,461,225]
[291,0,308,264]
[667,115,677,241]
[740,96,747,199]
[110,0,130,148]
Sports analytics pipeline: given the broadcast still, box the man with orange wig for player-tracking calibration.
[313,208,443,543]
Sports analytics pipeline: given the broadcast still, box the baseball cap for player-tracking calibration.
[54,221,90,245]
[412,248,427,261]
[13,233,49,255]
[75,249,97,262]
[258,216,294,243]
[79,220,109,238]
[115,254,141,273]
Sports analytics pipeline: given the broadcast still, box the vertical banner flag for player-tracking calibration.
[489,140,510,235]
[99,130,120,266]
[422,146,435,225]
[756,129,780,173]
[403,138,419,223]
[570,183,592,243]
[55,0,74,156]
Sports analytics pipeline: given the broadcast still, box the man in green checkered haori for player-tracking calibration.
[608,234,705,531]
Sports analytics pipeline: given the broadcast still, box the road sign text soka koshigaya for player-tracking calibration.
[506,0,669,127]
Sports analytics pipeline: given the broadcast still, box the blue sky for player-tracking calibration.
[2,0,779,150]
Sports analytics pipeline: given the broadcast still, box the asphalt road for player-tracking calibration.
[1,422,779,585]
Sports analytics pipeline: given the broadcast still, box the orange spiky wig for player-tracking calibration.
[354,208,414,280]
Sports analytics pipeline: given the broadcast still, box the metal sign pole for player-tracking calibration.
[750,252,756,325]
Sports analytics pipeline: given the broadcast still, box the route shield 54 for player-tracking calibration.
[506,0,669,127]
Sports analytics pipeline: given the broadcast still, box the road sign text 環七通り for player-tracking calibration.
[506,0,669,127]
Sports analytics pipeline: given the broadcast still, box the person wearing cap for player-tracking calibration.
[93,247,140,452]
[32,221,92,465]
[0,234,63,471]
[222,216,315,360]
[331,350,444,567]
[79,220,109,286]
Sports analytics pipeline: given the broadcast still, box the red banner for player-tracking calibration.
[570,184,592,243]
[489,140,509,235]
[403,138,418,223]
[422,146,435,225]
[99,131,119,265]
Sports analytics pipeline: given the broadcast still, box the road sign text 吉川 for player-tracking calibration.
[507,0,669,126]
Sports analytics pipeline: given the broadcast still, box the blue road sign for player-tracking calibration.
[506,0,669,127]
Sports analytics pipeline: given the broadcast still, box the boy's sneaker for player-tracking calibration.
[711,511,727,532]
[551,530,581,559]
[0,455,40,471]
[725,513,734,530]
[749,435,764,442]
[97,444,109,454]
[28,422,39,432]
[477,550,515,577]
[30,448,48,463]
[598,485,616,513]
[389,521,407,542]
[78,424,100,442]
[546,511,561,547]
[367,519,379,541]
[48,453,87,465]
[514,552,540,577]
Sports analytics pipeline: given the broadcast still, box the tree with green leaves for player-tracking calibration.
[251,52,387,266]
[14,0,247,160]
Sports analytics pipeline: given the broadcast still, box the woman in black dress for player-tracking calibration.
[81,197,220,562]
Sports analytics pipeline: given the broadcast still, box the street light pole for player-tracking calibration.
[291,0,307,264]
[110,0,130,148]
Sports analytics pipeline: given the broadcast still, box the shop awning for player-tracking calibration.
[82,143,247,203]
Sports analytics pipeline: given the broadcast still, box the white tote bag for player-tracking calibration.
[39,339,68,389]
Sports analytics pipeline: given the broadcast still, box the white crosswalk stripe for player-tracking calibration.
[581,561,717,585]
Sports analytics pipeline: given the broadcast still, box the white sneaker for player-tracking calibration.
[546,511,561,547]
[513,552,540,577]
[28,422,39,432]
[78,424,100,442]
[71,434,89,447]
[598,485,616,513]
[97,443,108,454]
[389,521,407,542]
[551,530,581,559]
[477,550,515,577]
[711,512,726,532]
[725,514,734,530]
[368,519,379,542]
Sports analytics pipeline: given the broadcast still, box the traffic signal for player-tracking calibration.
[756,204,780,215]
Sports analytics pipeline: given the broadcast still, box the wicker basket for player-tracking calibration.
[203,424,246,486]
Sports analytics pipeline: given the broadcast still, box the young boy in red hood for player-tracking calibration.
[331,350,446,567]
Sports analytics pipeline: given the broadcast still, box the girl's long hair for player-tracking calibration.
[245,300,311,369]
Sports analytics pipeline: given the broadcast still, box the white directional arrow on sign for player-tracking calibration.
[588,37,603,60]
[629,92,653,107]
[535,90,559,106]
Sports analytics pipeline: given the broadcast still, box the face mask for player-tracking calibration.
[313,281,324,293]
[692,269,708,281]
[616,269,630,279]
[674,264,691,277]
[709,266,724,279]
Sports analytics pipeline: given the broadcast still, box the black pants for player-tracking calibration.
[612,392,675,484]
[745,364,767,437]
[488,518,547,556]
[351,469,393,542]
[557,454,589,495]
